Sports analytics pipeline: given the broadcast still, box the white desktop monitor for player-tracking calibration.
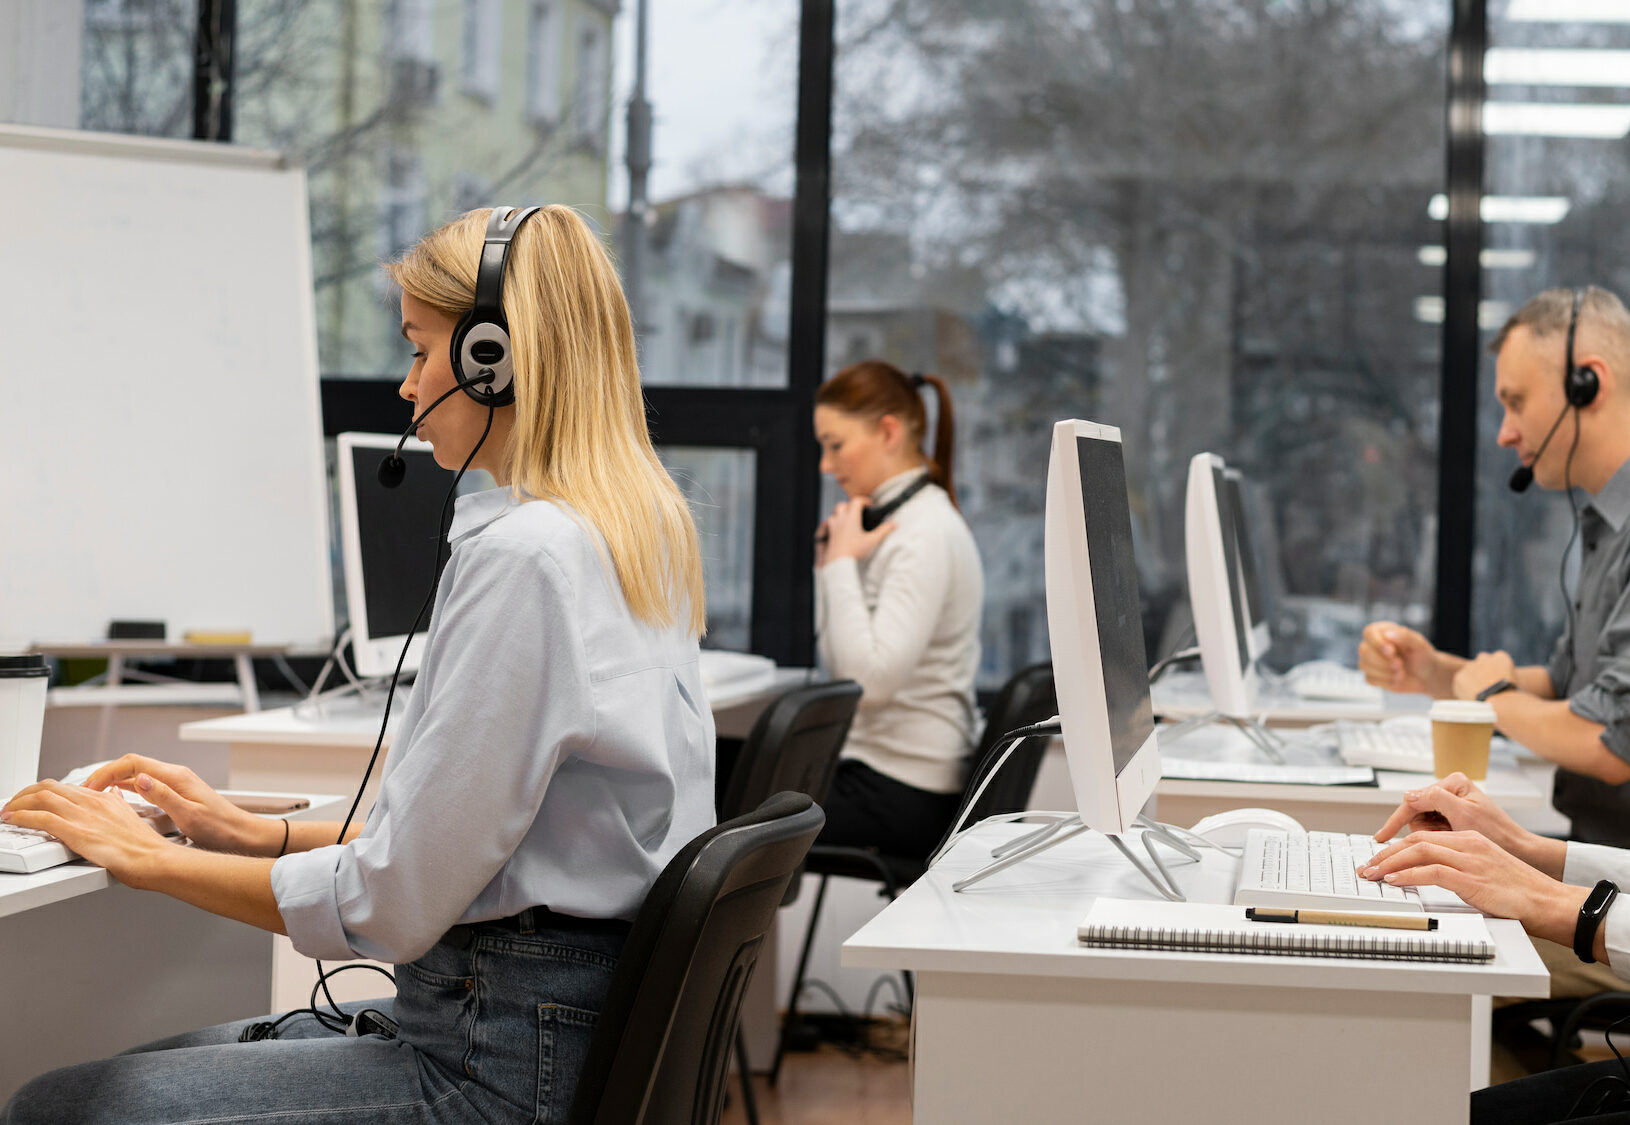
[1044,419,1160,835]
[1222,468,1271,660]
[1184,452,1257,718]
[336,432,457,679]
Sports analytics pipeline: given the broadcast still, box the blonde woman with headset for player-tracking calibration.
[1,206,713,1124]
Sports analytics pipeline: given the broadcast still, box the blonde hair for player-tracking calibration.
[384,206,705,636]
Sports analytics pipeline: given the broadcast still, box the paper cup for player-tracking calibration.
[1429,699,1496,781]
[0,654,49,802]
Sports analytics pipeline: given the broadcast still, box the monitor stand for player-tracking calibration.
[950,813,1227,899]
[1158,710,1287,764]
[291,629,406,720]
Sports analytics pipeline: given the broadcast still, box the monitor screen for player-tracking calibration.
[348,443,451,640]
[1211,462,1252,673]
[337,433,466,678]
[1075,434,1156,776]
[1223,471,1266,630]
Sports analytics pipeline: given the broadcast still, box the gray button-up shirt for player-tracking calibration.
[272,487,716,963]
[1548,456,1630,847]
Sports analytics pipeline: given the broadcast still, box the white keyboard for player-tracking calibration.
[1287,663,1383,704]
[1160,757,1375,786]
[0,824,77,874]
[1235,829,1468,913]
[1335,721,1434,773]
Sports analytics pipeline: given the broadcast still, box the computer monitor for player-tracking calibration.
[1044,418,1160,835]
[1184,452,1257,718]
[1222,467,1271,660]
[336,431,458,679]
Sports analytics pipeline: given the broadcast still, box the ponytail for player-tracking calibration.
[912,371,958,508]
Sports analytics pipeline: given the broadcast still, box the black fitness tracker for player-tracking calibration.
[1475,679,1517,702]
[1575,879,1620,964]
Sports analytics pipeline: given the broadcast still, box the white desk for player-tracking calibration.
[1151,668,1429,725]
[843,823,1548,1124]
[1148,723,1545,833]
[0,795,342,1103]
[176,666,814,785]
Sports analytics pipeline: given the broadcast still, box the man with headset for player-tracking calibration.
[1361,287,1630,845]
[1360,287,1630,1002]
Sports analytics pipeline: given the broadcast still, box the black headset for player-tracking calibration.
[378,206,541,488]
[1565,287,1601,409]
[449,205,543,408]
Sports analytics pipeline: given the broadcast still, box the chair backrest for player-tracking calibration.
[964,662,1057,823]
[717,679,862,820]
[569,791,826,1125]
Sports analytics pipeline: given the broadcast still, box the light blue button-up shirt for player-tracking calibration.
[272,487,715,963]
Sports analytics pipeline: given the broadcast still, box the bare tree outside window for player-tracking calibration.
[831,0,1448,682]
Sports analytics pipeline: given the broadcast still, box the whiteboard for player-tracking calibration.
[0,124,334,649]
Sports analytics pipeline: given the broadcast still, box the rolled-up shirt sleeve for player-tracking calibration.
[1563,842,1630,983]
[1565,580,1630,764]
[271,532,595,963]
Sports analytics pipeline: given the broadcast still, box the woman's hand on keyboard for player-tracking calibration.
[79,756,282,857]
[1373,772,1565,880]
[1358,830,1589,946]
[1,779,171,877]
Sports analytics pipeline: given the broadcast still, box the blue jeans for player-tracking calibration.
[2,914,626,1125]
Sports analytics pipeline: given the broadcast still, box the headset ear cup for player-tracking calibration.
[449,309,474,386]
[447,311,516,407]
[1569,364,1600,409]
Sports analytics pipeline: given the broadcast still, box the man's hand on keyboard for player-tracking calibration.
[1372,772,1566,879]
[1357,621,1455,697]
[80,756,283,857]
[1,779,171,879]
[1358,830,1589,947]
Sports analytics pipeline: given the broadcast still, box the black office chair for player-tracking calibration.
[771,662,1057,1082]
[568,791,826,1125]
[718,680,863,823]
[1495,991,1630,1071]
[714,679,860,1123]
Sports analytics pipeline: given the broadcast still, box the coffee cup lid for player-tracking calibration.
[0,653,48,678]
[1430,699,1496,723]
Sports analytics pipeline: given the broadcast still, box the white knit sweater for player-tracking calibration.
[815,470,984,794]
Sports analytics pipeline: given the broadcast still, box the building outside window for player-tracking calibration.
[459,0,501,103]
[526,0,562,125]
[573,21,606,148]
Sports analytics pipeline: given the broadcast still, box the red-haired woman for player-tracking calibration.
[813,361,984,860]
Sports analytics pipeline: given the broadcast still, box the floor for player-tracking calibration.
[721,1023,912,1125]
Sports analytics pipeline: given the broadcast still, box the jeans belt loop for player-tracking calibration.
[517,906,536,935]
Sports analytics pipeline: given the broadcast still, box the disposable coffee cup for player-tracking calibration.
[0,654,49,802]
[1429,699,1496,781]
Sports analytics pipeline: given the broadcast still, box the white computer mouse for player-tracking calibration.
[1187,807,1308,849]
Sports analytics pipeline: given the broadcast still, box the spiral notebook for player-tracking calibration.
[1077,898,1497,963]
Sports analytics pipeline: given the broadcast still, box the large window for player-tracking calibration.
[8,1,1555,675]
[831,0,1450,684]
[1474,2,1630,664]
